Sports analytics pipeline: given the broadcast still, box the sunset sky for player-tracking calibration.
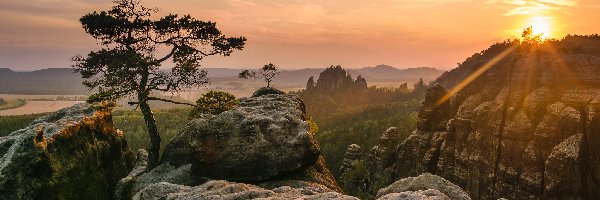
[1,0,599,71]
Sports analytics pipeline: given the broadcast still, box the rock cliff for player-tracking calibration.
[392,36,600,199]
[0,104,133,199]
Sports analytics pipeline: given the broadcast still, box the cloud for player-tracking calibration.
[489,0,576,15]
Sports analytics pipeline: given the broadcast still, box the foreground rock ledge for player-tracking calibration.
[0,104,133,200]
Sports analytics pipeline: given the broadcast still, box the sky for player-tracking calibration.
[1,0,599,71]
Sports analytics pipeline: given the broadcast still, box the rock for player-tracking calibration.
[163,93,321,182]
[369,127,401,186]
[312,65,369,93]
[307,76,316,91]
[355,75,368,91]
[122,92,342,198]
[391,37,600,199]
[377,189,450,200]
[252,87,286,97]
[376,173,470,200]
[133,180,358,200]
[340,144,362,176]
[0,104,133,200]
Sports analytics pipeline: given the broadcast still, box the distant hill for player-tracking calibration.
[0,65,445,95]
[0,68,89,95]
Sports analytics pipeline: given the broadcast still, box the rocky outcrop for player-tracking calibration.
[392,37,600,199]
[0,104,133,200]
[119,91,342,198]
[376,173,471,200]
[313,65,369,93]
[369,127,401,185]
[133,180,358,200]
[340,144,362,177]
[307,76,316,91]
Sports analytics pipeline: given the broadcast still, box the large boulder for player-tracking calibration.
[163,93,319,181]
[133,180,357,200]
[120,91,342,198]
[376,173,470,200]
[0,104,133,200]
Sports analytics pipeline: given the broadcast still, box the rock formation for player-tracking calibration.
[0,104,133,200]
[340,144,363,177]
[376,173,471,200]
[132,180,358,200]
[306,76,316,91]
[355,75,368,91]
[118,90,342,199]
[313,65,369,93]
[369,127,401,186]
[391,37,600,199]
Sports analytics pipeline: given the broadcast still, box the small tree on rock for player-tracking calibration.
[72,0,246,168]
[239,63,280,87]
[189,91,238,118]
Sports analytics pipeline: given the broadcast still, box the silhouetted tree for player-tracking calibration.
[522,26,543,44]
[72,0,246,168]
[189,91,238,118]
[238,63,280,87]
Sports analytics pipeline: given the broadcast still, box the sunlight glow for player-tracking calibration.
[528,16,553,38]
[434,45,519,107]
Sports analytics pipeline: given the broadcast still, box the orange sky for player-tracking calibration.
[1,0,599,70]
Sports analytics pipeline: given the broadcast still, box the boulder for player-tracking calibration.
[133,180,358,200]
[376,173,470,200]
[163,93,319,181]
[377,189,450,200]
[0,104,133,200]
[120,91,342,198]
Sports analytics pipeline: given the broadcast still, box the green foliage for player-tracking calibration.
[189,91,238,118]
[239,63,280,87]
[73,0,246,167]
[317,100,420,177]
[293,84,424,181]
[340,162,371,199]
[0,98,6,105]
[113,108,192,153]
[0,113,45,136]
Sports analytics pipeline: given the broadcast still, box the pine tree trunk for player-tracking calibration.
[139,99,161,168]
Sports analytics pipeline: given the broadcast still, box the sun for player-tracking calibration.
[527,16,552,38]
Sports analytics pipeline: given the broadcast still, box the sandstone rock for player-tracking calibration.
[252,86,286,97]
[340,144,362,176]
[391,39,600,199]
[369,127,402,187]
[121,91,342,198]
[133,180,358,200]
[163,94,319,181]
[376,173,470,200]
[377,189,450,200]
[0,104,133,200]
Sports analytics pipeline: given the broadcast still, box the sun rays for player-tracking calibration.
[434,45,519,107]
[528,16,553,38]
